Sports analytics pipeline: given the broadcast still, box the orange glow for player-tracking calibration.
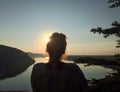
[45,36,50,43]
[40,31,52,44]
[34,31,53,53]
[34,28,62,53]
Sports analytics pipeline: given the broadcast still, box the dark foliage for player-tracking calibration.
[91,0,120,48]
[72,56,120,68]
[91,21,120,48]
[108,0,120,8]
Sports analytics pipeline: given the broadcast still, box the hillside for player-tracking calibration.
[0,45,35,79]
[27,52,44,58]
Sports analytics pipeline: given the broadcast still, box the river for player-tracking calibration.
[0,57,116,90]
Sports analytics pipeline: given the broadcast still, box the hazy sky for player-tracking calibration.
[0,0,120,55]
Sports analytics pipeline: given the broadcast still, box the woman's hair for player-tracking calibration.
[46,32,67,60]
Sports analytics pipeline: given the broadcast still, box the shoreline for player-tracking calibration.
[70,56,120,92]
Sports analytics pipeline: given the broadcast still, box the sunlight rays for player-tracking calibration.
[45,36,50,43]
[40,31,52,44]
[35,30,54,53]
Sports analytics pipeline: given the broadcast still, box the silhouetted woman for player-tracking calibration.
[31,32,89,92]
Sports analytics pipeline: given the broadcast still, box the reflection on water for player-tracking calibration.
[0,64,33,90]
[34,57,115,80]
[0,57,115,90]
[78,64,114,80]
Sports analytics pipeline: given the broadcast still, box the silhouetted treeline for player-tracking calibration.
[72,56,120,67]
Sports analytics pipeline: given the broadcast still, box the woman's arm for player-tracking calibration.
[31,64,40,92]
[74,64,89,92]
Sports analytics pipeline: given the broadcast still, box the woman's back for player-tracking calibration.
[31,32,88,92]
[31,61,88,92]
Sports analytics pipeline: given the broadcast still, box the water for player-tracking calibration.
[0,57,115,90]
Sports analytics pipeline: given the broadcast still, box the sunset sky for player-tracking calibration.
[0,0,120,55]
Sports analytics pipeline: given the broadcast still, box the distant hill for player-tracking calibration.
[27,52,44,58]
[0,45,35,79]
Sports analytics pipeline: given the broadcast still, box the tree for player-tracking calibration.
[108,0,120,8]
[91,21,120,48]
[91,0,120,48]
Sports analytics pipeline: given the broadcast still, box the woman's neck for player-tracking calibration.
[49,58,61,62]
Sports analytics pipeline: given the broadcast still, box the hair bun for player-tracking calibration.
[50,32,66,41]
[46,32,67,59]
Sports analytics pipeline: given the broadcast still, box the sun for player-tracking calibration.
[40,32,52,44]
[45,37,50,43]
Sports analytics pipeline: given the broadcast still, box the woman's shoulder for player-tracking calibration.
[33,63,45,69]
[64,63,80,69]
[33,63,46,67]
[63,63,82,73]
[32,63,50,73]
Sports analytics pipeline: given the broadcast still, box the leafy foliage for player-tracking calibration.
[91,21,120,48]
[108,0,120,8]
[91,0,120,48]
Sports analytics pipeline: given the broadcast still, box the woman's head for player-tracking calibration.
[46,32,67,60]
